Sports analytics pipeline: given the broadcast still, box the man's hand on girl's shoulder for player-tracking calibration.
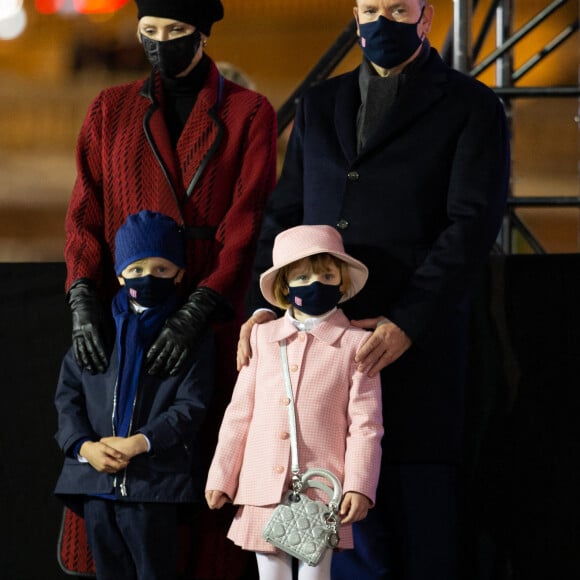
[236,309,277,370]
[352,317,412,377]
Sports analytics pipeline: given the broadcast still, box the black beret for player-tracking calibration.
[135,0,224,36]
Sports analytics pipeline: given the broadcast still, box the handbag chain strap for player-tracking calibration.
[279,340,342,540]
[280,340,302,493]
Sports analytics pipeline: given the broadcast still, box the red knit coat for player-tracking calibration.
[64,58,277,316]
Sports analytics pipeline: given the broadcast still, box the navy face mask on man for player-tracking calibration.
[359,7,425,69]
[141,30,201,78]
[287,282,343,317]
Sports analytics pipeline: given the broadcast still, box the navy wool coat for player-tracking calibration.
[253,49,510,463]
[54,334,215,514]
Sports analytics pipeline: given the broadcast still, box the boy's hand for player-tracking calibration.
[339,491,372,524]
[79,441,129,473]
[205,490,231,509]
[100,435,148,459]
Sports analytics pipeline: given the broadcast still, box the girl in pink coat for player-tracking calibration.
[206,225,383,579]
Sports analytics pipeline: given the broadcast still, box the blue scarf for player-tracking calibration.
[111,287,180,438]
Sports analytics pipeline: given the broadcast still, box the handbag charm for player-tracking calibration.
[262,340,342,566]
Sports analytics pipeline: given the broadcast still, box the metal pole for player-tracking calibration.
[507,197,580,207]
[496,0,514,254]
[510,211,547,254]
[496,0,513,88]
[494,86,580,98]
[513,20,579,82]
[470,0,569,78]
[453,0,472,73]
[577,27,580,251]
[473,0,502,62]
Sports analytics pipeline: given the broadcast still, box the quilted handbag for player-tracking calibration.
[262,468,342,566]
[262,341,342,566]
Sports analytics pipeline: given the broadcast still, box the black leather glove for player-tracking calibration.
[67,279,109,374]
[146,286,232,377]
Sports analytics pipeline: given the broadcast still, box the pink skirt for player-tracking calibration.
[227,504,353,553]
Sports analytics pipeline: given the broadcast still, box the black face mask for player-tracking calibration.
[141,31,201,78]
[359,7,424,69]
[287,282,342,317]
[123,275,177,308]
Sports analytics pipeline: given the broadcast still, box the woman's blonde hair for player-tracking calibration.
[272,253,352,310]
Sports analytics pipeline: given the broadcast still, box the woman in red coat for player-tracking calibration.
[63,1,277,577]
[65,0,277,377]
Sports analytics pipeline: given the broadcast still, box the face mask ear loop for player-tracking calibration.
[417,5,428,43]
[417,4,426,23]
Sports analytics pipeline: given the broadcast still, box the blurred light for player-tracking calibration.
[0,1,26,40]
[35,0,65,14]
[35,0,128,14]
[74,0,129,14]
[0,9,27,39]
[0,0,22,19]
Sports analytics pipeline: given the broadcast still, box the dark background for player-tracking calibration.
[1,256,579,579]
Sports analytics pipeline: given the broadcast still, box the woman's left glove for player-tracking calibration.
[146,286,232,377]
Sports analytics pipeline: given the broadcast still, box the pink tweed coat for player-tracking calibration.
[206,309,383,512]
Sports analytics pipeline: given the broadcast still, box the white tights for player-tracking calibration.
[255,550,333,580]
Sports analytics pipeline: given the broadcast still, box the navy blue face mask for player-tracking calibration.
[141,30,201,78]
[123,275,178,308]
[359,7,425,69]
[287,282,342,317]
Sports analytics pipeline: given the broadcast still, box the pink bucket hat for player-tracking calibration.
[260,225,369,308]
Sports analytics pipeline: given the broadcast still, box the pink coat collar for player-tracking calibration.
[260,308,352,346]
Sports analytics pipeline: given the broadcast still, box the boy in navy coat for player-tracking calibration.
[54,210,214,580]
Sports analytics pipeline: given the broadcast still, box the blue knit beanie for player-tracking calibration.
[115,211,185,276]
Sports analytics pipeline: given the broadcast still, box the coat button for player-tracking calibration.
[299,333,306,342]
[336,219,349,230]
[347,170,360,181]
[281,397,291,406]
[275,466,285,474]
[279,432,289,440]
[290,364,298,372]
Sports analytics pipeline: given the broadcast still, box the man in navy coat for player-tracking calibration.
[241,0,510,578]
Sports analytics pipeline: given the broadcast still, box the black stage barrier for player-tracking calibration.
[1,256,578,580]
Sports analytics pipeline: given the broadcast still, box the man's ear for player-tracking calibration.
[118,276,125,286]
[420,4,434,36]
[352,6,361,36]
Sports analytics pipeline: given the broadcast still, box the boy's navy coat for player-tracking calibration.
[54,335,214,514]
[255,49,510,463]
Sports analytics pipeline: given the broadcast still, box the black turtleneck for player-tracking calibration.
[162,54,211,147]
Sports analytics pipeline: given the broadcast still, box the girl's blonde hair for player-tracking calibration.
[272,253,352,310]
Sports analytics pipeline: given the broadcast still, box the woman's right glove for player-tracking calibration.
[67,278,109,374]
